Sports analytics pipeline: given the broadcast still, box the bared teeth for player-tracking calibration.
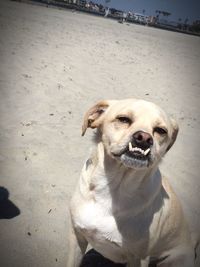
[144,148,150,155]
[128,143,151,156]
[129,142,133,151]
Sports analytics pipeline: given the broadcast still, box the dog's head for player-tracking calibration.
[82,99,178,169]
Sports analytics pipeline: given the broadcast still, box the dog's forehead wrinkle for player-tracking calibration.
[108,98,168,116]
[106,99,171,125]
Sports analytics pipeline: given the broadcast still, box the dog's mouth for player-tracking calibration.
[113,142,152,169]
[127,142,151,158]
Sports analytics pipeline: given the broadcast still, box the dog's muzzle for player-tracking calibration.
[114,131,153,169]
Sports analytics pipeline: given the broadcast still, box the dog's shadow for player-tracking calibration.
[0,187,20,219]
[81,249,157,267]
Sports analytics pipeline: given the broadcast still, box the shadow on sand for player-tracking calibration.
[0,187,20,219]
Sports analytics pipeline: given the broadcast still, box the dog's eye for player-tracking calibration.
[154,127,167,135]
[117,116,132,124]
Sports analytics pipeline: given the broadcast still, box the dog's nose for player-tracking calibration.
[133,131,153,149]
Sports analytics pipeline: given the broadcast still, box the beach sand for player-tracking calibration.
[0,0,200,266]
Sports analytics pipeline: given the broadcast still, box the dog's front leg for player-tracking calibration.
[127,256,149,267]
[141,257,150,267]
[67,217,88,267]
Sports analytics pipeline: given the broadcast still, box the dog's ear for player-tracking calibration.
[166,118,179,152]
[82,100,111,136]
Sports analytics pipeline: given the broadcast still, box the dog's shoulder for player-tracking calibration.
[161,175,179,202]
[160,175,191,242]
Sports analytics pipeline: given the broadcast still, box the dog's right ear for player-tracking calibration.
[82,100,111,136]
[166,118,179,152]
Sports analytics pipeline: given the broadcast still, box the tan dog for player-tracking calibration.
[68,99,194,267]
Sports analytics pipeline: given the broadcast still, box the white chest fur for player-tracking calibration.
[72,194,127,263]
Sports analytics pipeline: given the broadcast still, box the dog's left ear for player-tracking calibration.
[82,100,112,136]
[166,118,179,152]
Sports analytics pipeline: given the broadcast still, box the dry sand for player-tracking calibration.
[0,0,200,266]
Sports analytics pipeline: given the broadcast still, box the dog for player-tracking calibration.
[67,99,194,267]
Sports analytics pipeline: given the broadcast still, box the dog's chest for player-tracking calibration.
[72,161,163,258]
[73,193,153,257]
[75,198,122,243]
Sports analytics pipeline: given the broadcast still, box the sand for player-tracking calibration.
[0,0,200,266]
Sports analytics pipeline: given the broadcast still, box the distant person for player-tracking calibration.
[119,12,127,24]
[104,7,110,17]
[122,12,127,23]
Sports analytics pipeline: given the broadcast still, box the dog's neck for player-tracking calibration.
[93,142,162,205]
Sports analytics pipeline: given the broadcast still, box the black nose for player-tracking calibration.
[133,131,153,149]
